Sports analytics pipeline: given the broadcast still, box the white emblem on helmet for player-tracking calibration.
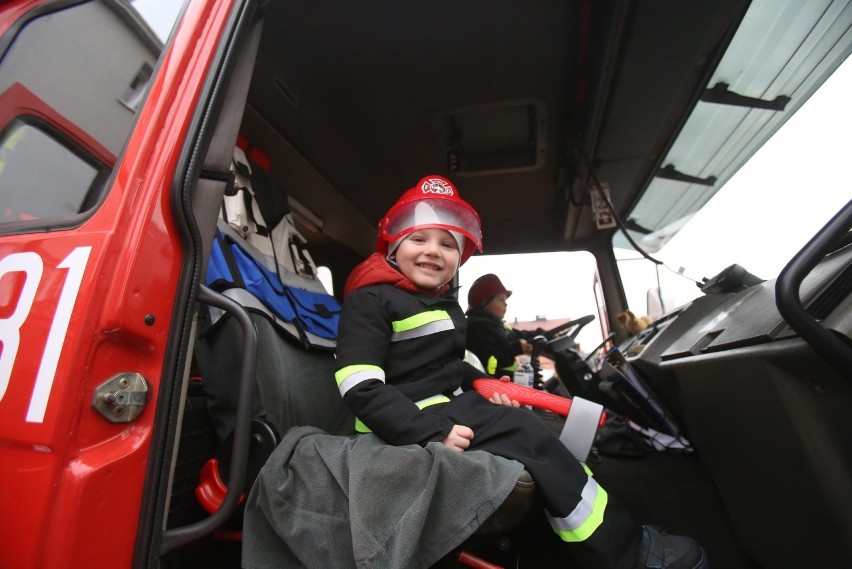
[421,178,454,196]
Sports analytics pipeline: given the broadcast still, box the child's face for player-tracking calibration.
[485,293,509,319]
[393,228,460,290]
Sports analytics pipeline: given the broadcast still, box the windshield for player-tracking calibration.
[617,55,852,318]
[458,55,851,353]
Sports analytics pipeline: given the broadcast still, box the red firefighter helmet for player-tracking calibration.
[377,175,483,265]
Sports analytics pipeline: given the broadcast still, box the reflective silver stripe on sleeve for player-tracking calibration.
[337,366,385,397]
[392,319,454,342]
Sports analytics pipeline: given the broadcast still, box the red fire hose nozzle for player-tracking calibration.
[474,378,571,415]
[473,378,606,429]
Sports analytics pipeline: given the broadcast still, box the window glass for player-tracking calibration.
[0,120,101,223]
[317,266,334,296]
[0,0,185,231]
[616,55,852,318]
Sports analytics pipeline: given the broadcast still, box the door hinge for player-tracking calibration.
[92,372,149,423]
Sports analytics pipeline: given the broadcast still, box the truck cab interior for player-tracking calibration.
[158,1,851,568]
[2,1,849,568]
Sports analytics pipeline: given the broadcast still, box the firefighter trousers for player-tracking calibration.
[425,390,641,569]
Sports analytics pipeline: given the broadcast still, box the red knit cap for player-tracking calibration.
[468,273,512,309]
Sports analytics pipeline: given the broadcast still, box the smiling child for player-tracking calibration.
[333,175,708,569]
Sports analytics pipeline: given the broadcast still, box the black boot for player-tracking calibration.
[634,525,709,569]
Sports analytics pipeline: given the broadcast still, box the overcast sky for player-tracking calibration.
[131,0,183,41]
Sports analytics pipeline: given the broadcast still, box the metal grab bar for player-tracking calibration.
[160,285,258,554]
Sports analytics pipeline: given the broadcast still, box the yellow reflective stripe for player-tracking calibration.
[547,475,608,542]
[391,310,453,341]
[355,394,451,433]
[392,310,451,332]
[415,395,451,408]
[335,364,384,397]
[487,356,518,376]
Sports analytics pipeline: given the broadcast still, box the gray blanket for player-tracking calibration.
[242,426,525,569]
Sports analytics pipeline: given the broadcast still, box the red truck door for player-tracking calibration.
[0,1,245,567]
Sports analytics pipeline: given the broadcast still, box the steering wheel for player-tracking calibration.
[528,315,595,393]
[542,314,595,353]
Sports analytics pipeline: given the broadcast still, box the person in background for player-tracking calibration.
[465,273,534,378]
[334,174,709,569]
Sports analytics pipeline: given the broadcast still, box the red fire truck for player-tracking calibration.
[1,1,849,568]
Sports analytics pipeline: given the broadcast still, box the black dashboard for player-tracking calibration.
[614,241,852,569]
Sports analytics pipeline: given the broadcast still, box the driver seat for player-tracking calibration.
[189,140,538,566]
[193,305,537,567]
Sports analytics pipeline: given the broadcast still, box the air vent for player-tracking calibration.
[432,98,547,176]
[807,263,852,320]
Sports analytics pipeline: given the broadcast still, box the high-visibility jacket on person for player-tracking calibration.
[465,306,528,377]
[335,257,483,446]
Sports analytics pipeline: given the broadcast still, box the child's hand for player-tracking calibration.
[489,392,521,408]
[498,375,511,382]
[442,424,474,452]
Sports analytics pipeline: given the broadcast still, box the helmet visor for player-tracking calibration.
[384,198,482,250]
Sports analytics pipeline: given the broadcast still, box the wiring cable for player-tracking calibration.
[659,261,703,285]
[586,165,710,288]
[587,167,663,265]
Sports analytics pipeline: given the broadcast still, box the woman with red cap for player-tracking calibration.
[334,174,708,569]
[465,273,535,378]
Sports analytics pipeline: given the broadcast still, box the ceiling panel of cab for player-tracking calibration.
[244,0,751,257]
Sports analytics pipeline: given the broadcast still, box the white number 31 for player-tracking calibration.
[0,247,91,423]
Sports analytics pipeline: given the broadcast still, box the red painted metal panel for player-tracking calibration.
[0,0,236,567]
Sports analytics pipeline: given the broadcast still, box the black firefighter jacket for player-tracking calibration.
[334,284,483,447]
[465,307,527,377]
